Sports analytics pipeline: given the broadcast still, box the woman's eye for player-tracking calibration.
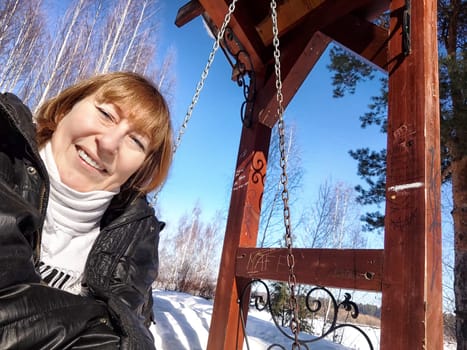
[131,135,146,151]
[97,106,113,121]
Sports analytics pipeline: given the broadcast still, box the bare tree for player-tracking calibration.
[0,0,21,50]
[299,180,364,249]
[97,0,133,73]
[0,0,45,94]
[1,0,173,112]
[298,180,336,248]
[35,0,89,109]
[155,204,222,298]
[258,122,304,247]
[295,179,366,341]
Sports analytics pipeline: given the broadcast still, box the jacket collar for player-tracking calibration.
[100,189,154,230]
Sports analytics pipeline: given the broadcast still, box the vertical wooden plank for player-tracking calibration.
[206,24,328,350]
[381,0,443,349]
[207,121,271,350]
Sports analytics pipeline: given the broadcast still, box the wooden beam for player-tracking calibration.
[236,248,384,291]
[255,0,382,127]
[257,31,330,127]
[255,0,325,45]
[198,0,265,73]
[381,0,443,349]
[355,0,390,20]
[321,14,388,72]
[256,0,376,46]
[175,1,204,27]
[207,122,272,350]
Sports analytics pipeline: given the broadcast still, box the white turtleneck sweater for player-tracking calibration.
[39,142,118,294]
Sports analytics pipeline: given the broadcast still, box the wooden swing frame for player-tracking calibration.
[175,0,443,349]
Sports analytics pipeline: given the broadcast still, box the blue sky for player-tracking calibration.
[155,2,459,310]
[156,1,387,231]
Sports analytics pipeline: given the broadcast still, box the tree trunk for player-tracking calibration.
[453,156,467,349]
[35,0,87,109]
[119,0,147,70]
[100,0,132,73]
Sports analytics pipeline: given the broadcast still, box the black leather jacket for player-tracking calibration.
[0,93,161,349]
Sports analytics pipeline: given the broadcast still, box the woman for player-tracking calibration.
[0,72,173,349]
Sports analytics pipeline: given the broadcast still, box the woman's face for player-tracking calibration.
[51,93,150,192]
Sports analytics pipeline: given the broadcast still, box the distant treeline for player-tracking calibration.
[357,302,381,318]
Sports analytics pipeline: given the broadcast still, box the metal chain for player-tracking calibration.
[172,0,238,154]
[270,0,301,348]
[149,0,238,207]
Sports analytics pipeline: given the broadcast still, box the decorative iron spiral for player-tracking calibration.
[238,279,375,349]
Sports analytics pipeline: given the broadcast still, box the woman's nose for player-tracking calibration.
[97,126,126,155]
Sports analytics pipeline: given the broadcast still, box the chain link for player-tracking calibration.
[270,0,301,348]
[149,0,238,207]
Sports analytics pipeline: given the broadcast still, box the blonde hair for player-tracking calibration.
[36,72,173,194]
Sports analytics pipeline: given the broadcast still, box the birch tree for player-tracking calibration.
[96,0,133,73]
[1,0,173,113]
[0,0,45,94]
[299,180,364,249]
[156,205,222,298]
[295,180,365,341]
[35,0,89,109]
[258,122,304,247]
[0,0,21,50]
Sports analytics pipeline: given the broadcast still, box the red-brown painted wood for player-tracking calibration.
[381,0,443,349]
[257,31,330,128]
[236,248,384,291]
[320,14,388,72]
[175,1,443,349]
[198,0,265,73]
[174,0,203,27]
[206,122,272,350]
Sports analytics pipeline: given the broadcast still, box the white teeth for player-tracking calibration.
[78,149,104,170]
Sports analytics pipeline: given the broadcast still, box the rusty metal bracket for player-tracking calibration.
[221,26,256,128]
[403,0,411,56]
[203,14,256,128]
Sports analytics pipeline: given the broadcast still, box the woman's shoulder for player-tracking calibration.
[0,93,34,122]
[0,93,36,143]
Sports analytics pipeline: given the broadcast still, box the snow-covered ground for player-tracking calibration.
[150,290,457,350]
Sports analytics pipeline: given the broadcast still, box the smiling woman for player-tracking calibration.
[36,72,173,193]
[0,72,173,349]
[49,94,149,192]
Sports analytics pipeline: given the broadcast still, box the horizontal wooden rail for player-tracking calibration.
[236,248,384,291]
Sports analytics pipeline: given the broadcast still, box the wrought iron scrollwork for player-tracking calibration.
[219,26,256,128]
[238,279,375,350]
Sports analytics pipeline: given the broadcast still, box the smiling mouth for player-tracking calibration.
[77,149,105,172]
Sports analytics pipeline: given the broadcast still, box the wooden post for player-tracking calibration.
[207,28,329,350]
[381,0,443,348]
[206,121,271,350]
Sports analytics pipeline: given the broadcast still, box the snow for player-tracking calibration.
[150,290,371,350]
[151,290,457,349]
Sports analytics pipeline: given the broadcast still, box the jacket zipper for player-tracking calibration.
[34,183,48,264]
